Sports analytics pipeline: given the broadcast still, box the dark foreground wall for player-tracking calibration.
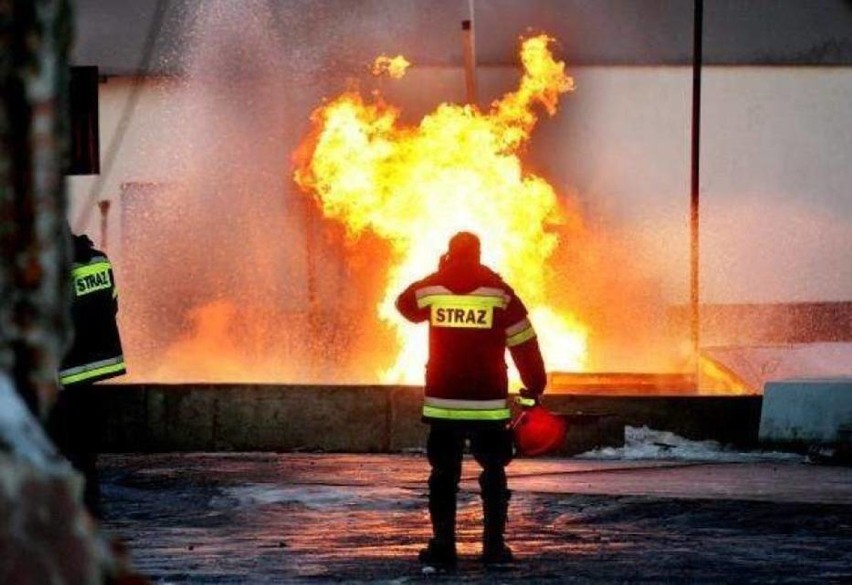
[94,384,763,454]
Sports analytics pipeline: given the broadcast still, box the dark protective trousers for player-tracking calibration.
[426,420,514,549]
[46,384,103,517]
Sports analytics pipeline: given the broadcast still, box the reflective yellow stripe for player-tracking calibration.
[423,294,506,309]
[71,261,111,278]
[471,287,510,305]
[60,361,125,385]
[506,325,536,347]
[516,396,537,407]
[506,317,530,337]
[417,287,508,311]
[60,356,124,378]
[422,405,511,420]
[425,397,507,410]
[415,286,451,309]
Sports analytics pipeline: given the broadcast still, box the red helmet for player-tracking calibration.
[511,405,567,456]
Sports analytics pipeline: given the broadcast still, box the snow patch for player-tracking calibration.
[210,483,420,511]
[576,425,802,462]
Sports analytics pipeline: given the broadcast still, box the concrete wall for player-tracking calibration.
[759,378,852,445]
[102,384,405,452]
[96,384,763,453]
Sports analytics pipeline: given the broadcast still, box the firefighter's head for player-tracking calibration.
[446,231,480,265]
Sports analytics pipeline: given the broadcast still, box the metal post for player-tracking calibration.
[461,19,477,105]
[98,199,111,250]
[690,0,704,386]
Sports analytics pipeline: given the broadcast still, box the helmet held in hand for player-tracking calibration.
[511,405,567,456]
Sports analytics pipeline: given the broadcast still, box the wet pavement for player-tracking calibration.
[99,453,852,584]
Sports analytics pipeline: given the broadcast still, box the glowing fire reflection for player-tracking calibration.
[295,34,588,384]
[371,55,411,79]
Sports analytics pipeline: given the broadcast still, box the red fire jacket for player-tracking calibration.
[395,258,546,422]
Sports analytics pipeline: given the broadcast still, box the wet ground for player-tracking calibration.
[99,453,852,584]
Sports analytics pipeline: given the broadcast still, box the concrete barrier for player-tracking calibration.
[544,394,762,448]
[99,384,401,452]
[93,384,763,453]
[759,378,852,446]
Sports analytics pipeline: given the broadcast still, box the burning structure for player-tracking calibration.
[114,28,690,389]
[293,35,588,385]
[65,1,852,394]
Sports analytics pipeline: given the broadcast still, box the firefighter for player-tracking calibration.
[48,227,126,516]
[395,231,547,567]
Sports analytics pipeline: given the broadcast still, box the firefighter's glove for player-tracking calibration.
[516,388,541,409]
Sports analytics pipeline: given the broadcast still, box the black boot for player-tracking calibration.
[481,489,513,565]
[482,542,514,565]
[421,479,457,567]
[418,538,458,568]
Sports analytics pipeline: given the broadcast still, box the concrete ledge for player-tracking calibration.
[93,384,763,453]
[558,413,625,455]
[544,394,762,448]
[99,384,399,452]
[759,378,852,446]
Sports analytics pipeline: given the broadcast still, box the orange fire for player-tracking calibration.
[371,55,411,79]
[698,356,751,394]
[294,34,587,384]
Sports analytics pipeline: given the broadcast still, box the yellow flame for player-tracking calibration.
[371,55,411,79]
[698,356,752,394]
[295,34,587,384]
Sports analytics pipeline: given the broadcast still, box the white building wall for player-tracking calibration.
[69,66,852,304]
[482,66,852,305]
[64,65,852,379]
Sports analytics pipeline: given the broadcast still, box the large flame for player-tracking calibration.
[295,34,587,384]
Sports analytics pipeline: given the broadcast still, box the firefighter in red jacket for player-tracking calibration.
[396,231,547,567]
[49,229,126,516]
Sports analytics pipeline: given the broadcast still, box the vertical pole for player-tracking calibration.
[689,0,703,387]
[98,199,111,250]
[461,19,477,105]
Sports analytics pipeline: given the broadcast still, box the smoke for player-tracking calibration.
[117,1,690,382]
[119,0,376,382]
[113,2,849,385]
[542,192,691,373]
